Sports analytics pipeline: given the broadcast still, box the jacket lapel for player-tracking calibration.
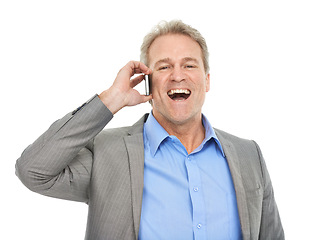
[215,130,251,239]
[123,114,148,239]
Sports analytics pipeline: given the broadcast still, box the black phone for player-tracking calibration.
[144,74,151,96]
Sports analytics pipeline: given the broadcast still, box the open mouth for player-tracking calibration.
[167,89,191,101]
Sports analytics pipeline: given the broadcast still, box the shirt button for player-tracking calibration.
[197,224,202,229]
[193,187,199,192]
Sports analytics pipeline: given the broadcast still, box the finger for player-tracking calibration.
[126,61,152,76]
[130,74,145,88]
[139,94,153,103]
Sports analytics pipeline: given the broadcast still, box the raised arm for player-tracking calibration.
[15,95,112,202]
[15,61,152,203]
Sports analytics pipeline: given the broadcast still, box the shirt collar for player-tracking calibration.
[144,112,170,156]
[201,115,226,157]
[144,112,225,157]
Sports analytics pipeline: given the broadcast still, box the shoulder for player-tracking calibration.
[214,128,261,163]
[94,114,148,143]
[214,128,256,147]
[100,125,133,137]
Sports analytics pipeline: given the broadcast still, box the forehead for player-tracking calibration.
[148,34,203,66]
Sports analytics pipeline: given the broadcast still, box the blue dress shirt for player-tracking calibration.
[138,113,242,240]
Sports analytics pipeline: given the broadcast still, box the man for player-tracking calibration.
[16,20,284,239]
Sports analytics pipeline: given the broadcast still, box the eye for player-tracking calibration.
[185,64,196,69]
[158,65,170,70]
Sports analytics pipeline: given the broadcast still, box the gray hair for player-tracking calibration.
[140,20,210,74]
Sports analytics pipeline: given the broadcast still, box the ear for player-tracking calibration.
[205,73,210,92]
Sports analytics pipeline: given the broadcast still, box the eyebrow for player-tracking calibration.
[154,58,171,67]
[182,57,199,63]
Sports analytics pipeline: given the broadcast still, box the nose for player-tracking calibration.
[171,65,185,82]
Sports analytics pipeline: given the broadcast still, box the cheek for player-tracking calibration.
[193,76,210,93]
[151,75,166,94]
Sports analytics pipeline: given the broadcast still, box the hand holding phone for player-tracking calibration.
[99,61,152,114]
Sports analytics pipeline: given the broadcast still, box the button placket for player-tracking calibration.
[185,155,207,239]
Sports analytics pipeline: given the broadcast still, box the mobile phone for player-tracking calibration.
[144,74,151,96]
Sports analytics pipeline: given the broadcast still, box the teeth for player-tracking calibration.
[167,89,191,95]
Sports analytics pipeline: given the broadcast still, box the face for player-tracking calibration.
[148,34,210,128]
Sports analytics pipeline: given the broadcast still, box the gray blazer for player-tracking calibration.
[16,95,284,240]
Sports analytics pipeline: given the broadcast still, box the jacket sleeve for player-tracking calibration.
[253,141,285,239]
[15,95,113,203]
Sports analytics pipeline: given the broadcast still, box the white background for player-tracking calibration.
[1,0,321,239]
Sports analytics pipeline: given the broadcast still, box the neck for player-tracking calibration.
[153,113,205,154]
